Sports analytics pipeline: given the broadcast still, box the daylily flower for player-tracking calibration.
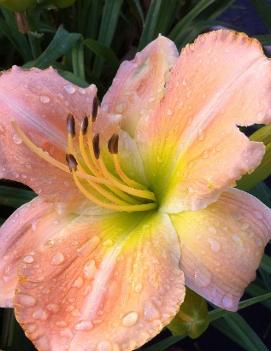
[0,29,271,351]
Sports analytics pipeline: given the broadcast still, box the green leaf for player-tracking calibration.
[0,185,35,208]
[220,313,269,351]
[0,8,31,60]
[72,41,85,80]
[246,283,271,310]
[249,182,271,207]
[250,0,271,30]
[142,335,185,351]
[25,25,81,68]
[93,0,123,77]
[237,125,271,190]
[168,289,209,338]
[84,38,119,70]
[261,254,271,274]
[169,0,216,46]
[139,0,182,49]
[58,69,89,87]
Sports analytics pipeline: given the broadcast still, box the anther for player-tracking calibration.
[67,113,75,137]
[81,116,89,135]
[66,154,78,171]
[92,134,100,159]
[108,134,119,154]
[92,96,99,122]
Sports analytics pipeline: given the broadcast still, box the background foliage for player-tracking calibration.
[0,0,271,350]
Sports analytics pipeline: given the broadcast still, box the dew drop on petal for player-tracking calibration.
[51,252,65,265]
[83,260,97,279]
[39,95,50,104]
[222,294,234,309]
[73,276,84,288]
[121,312,138,327]
[12,133,22,145]
[97,341,112,351]
[64,84,76,94]
[46,303,59,313]
[32,308,48,320]
[74,320,93,331]
[207,238,220,252]
[143,301,160,321]
[23,255,34,263]
[17,294,36,307]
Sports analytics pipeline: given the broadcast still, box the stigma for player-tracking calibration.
[12,101,157,213]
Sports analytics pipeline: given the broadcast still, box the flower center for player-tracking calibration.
[11,100,157,213]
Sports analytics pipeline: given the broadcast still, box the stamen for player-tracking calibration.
[98,157,156,201]
[92,134,100,159]
[108,134,145,189]
[11,120,70,173]
[92,96,99,122]
[72,171,157,212]
[79,117,100,176]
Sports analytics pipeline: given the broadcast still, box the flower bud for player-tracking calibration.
[0,0,35,11]
[168,288,209,339]
[51,0,77,8]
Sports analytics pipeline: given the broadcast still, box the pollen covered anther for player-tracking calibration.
[81,116,89,135]
[67,113,76,137]
[108,134,119,154]
[92,134,100,160]
[66,154,78,171]
[92,96,99,122]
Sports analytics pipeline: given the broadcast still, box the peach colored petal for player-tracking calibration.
[14,212,185,351]
[0,66,97,202]
[136,30,271,212]
[0,197,60,307]
[95,35,178,139]
[171,188,271,311]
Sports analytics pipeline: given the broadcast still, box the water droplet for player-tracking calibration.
[46,303,59,313]
[83,260,97,279]
[12,133,22,145]
[64,84,76,94]
[51,252,65,265]
[32,308,48,320]
[222,294,234,309]
[17,294,36,306]
[23,255,34,263]
[134,283,142,293]
[232,234,242,244]
[121,312,138,327]
[167,109,173,116]
[115,102,126,113]
[74,320,93,331]
[73,276,83,288]
[143,301,160,321]
[40,95,50,104]
[207,238,220,252]
[26,323,37,333]
[97,341,112,351]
